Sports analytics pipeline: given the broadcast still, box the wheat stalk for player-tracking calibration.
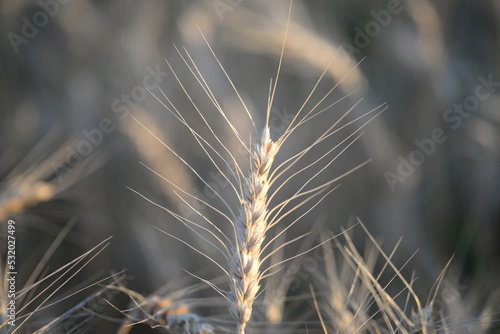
[130,39,382,334]
[131,57,381,332]
[126,2,390,332]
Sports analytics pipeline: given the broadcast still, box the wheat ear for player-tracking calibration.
[129,2,383,332]
[115,293,214,334]
[228,127,280,334]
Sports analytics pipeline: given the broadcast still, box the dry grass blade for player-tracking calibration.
[0,236,112,333]
[309,220,498,334]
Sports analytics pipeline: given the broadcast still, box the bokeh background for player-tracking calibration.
[1,0,499,332]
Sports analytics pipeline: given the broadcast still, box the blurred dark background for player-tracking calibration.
[1,0,499,332]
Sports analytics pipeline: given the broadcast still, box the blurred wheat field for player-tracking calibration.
[1,0,499,333]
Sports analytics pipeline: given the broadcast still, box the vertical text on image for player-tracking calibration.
[5,219,17,326]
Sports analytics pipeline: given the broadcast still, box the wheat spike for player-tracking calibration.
[130,27,380,334]
[115,292,214,334]
[227,127,280,334]
[128,2,385,332]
